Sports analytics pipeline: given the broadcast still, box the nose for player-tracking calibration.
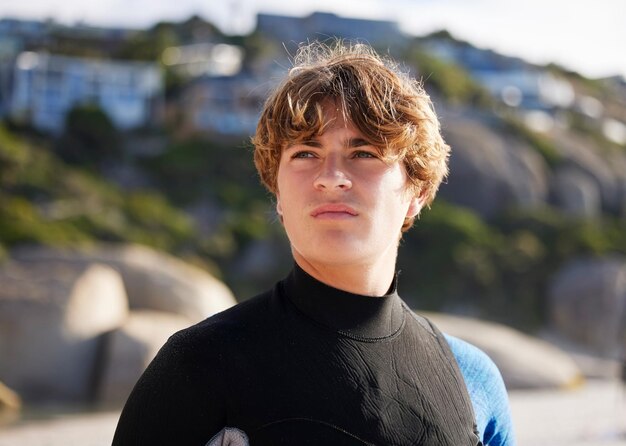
[313,156,352,191]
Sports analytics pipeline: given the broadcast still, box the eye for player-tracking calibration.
[292,151,316,159]
[352,150,377,159]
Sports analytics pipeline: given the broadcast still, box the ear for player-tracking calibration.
[406,193,426,219]
[275,195,284,224]
[276,195,282,216]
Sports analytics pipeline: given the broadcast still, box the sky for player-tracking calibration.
[1,0,625,80]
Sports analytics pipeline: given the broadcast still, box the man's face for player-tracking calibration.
[276,101,422,271]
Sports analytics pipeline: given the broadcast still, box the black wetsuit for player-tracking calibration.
[113,264,480,445]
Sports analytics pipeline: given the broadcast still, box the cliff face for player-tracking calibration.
[438,112,626,219]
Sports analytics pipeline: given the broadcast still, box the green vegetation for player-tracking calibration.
[399,201,626,330]
[0,124,196,256]
[55,105,122,169]
[405,46,492,107]
[1,121,288,295]
[139,136,279,261]
[115,23,180,61]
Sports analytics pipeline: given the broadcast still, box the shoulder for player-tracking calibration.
[114,287,280,444]
[169,288,275,350]
[444,334,516,446]
[138,288,277,389]
[444,334,502,383]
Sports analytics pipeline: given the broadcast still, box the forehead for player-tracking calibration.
[318,100,355,133]
[284,110,370,155]
[308,100,404,156]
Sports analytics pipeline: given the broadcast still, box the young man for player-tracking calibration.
[113,41,515,445]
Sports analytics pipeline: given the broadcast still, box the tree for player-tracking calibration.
[55,104,121,168]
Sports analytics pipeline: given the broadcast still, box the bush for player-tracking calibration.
[55,105,121,168]
[399,201,500,309]
[399,201,626,330]
[0,124,201,256]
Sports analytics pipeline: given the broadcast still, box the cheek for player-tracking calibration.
[276,160,296,193]
[275,169,286,208]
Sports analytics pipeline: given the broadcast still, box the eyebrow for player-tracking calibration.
[298,137,372,148]
[299,139,322,148]
[348,138,371,148]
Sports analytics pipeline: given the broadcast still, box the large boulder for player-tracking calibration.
[550,167,602,217]
[13,244,237,323]
[547,255,626,357]
[0,261,128,402]
[441,118,549,218]
[424,312,583,389]
[0,381,21,412]
[551,130,626,214]
[97,310,191,405]
[0,380,21,426]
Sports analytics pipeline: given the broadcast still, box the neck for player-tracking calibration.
[292,250,397,297]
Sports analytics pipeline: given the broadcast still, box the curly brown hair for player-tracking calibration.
[252,41,450,231]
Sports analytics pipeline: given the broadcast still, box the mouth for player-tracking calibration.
[310,204,358,219]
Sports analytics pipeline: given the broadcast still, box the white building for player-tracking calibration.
[9,52,163,134]
[179,73,268,137]
[161,42,244,78]
[423,38,575,111]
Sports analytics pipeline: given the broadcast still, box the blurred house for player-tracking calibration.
[160,41,265,138]
[0,19,33,117]
[423,37,575,113]
[256,11,407,49]
[8,51,163,134]
[0,18,49,45]
[0,17,139,52]
[172,11,410,138]
[0,36,21,117]
[0,17,154,133]
[161,42,244,78]
[176,72,269,137]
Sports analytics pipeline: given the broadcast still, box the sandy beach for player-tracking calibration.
[1,379,625,446]
[510,379,626,446]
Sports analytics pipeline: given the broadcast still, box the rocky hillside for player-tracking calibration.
[1,25,625,357]
[0,123,210,267]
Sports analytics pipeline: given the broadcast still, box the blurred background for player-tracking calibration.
[0,1,625,444]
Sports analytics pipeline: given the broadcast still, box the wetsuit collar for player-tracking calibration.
[282,262,405,340]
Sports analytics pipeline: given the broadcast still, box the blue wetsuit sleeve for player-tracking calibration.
[445,334,516,446]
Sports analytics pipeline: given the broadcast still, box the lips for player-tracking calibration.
[310,204,358,218]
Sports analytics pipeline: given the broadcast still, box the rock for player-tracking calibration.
[0,380,21,428]
[97,310,191,405]
[0,380,21,413]
[424,312,583,389]
[0,262,128,402]
[13,244,237,323]
[547,255,626,357]
[551,130,624,214]
[441,118,549,218]
[509,141,550,208]
[550,167,601,217]
[604,149,626,216]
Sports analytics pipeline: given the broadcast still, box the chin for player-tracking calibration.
[297,242,375,265]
